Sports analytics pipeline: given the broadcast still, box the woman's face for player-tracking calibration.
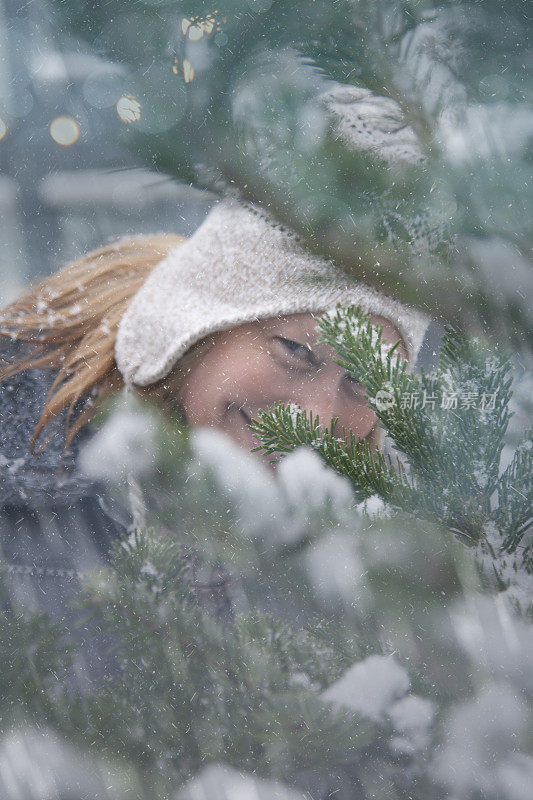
[178,312,407,454]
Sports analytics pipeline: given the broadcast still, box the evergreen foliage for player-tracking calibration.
[50,0,533,342]
[1,2,531,797]
[1,308,531,798]
[0,573,72,724]
[76,528,379,794]
[250,307,532,564]
[0,519,478,799]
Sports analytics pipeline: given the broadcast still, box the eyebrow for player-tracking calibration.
[273,333,334,365]
[266,318,407,359]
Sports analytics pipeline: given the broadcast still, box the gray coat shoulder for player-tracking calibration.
[0,338,131,686]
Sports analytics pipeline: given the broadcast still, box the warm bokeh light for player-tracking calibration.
[187,24,204,41]
[49,116,79,146]
[181,14,219,39]
[183,59,195,83]
[0,118,6,140]
[116,95,141,124]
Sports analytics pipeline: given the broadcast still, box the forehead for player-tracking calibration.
[258,311,322,338]
[213,311,407,361]
[257,311,405,351]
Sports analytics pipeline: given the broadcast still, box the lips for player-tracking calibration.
[224,402,260,449]
[236,405,263,450]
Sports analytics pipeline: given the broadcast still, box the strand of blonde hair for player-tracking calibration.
[0,234,185,462]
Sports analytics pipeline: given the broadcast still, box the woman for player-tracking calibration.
[0,197,430,683]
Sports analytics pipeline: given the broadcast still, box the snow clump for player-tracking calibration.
[277,446,354,520]
[321,654,410,721]
[190,435,357,547]
[175,761,307,800]
[304,530,366,603]
[78,395,159,482]
[433,683,531,799]
[388,694,436,755]
[190,427,282,537]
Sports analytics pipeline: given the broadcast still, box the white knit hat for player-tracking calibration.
[115,198,431,387]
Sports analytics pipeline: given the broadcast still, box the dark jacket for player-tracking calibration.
[0,339,237,691]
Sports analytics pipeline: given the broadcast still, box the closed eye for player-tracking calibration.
[275,336,315,362]
[343,373,366,400]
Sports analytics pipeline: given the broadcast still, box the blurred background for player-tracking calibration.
[0,0,213,306]
[0,0,531,373]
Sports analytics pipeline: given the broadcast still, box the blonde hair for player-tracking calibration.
[0,234,191,458]
[0,234,387,464]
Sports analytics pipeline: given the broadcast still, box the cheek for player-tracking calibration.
[179,346,276,424]
[177,359,229,425]
[340,403,377,440]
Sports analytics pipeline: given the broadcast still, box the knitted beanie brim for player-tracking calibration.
[115,200,431,387]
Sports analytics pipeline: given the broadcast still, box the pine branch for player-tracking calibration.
[317,306,443,475]
[0,569,73,731]
[251,305,524,545]
[48,0,533,342]
[495,432,533,557]
[249,401,418,510]
[75,527,382,791]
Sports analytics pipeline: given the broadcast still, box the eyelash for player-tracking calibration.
[276,338,323,372]
[275,337,365,395]
[343,374,365,396]
[278,337,312,358]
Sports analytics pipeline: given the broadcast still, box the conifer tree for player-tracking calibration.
[1,2,531,797]
[51,0,533,343]
[2,307,531,799]
[250,307,532,586]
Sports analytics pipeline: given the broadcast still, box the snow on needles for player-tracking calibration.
[191,428,357,546]
[190,427,281,538]
[433,684,532,799]
[321,654,436,755]
[78,395,159,482]
[321,654,410,721]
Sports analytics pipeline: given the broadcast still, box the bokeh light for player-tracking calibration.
[181,14,220,39]
[183,59,195,83]
[188,24,203,41]
[116,95,141,124]
[0,118,6,140]
[49,116,79,146]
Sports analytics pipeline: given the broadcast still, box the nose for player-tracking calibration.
[289,371,341,432]
[298,382,339,431]
[290,373,377,440]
